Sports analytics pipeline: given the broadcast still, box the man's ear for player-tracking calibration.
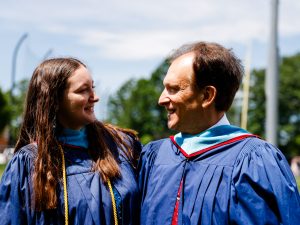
[201,86,217,108]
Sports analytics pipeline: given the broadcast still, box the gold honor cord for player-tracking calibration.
[58,144,69,225]
[59,144,118,225]
[107,179,118,225]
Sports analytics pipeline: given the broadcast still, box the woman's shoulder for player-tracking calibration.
[1,143,36,185]
[12,143,37,163]
[105,123,139,142]
[103,123,142,162]
[104,123,141,150]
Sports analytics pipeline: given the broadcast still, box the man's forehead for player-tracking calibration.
[163,52,195,84]
[172,52,195,65]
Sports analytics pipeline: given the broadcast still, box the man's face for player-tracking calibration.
[158,52,205,134]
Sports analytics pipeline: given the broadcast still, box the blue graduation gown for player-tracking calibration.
[139,137,300,224]
[0,141,141,224]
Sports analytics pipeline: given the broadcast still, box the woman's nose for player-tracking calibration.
[90,91,99,103]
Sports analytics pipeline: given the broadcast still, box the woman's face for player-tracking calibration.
[57,65,99,130]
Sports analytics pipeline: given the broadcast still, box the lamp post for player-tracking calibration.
[11,33,28,99]
[42,48,53,61]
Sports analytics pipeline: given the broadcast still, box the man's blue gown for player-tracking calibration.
[139,136,300,224]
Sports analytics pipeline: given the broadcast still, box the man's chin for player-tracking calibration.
[168,122,179,131]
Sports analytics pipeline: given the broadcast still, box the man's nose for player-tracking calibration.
[158,89,169,106]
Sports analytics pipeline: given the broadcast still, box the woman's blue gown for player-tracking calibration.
[0,139,141,225]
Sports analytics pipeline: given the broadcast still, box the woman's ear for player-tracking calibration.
[201,86,217,108]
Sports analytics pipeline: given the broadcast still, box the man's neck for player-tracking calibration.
[200,111,226,132]
[210,113,230,129]
[183,111,225,135]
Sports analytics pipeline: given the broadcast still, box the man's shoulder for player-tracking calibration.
[239,136,278,153]
[143,138,170,151]
[233,136,286,166]
[140,138,171,160]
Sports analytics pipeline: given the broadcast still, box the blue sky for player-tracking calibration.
[1,0,300,118]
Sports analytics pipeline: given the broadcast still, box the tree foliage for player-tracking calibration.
[247,53,300,158]
[107,60,173,144]
[8,79,29,144]
[0,88,11,133]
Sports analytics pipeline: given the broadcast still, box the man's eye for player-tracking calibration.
[168,87,179,94]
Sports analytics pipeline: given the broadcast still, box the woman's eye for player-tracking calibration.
[77,85,95,93]
[79,88,88,93]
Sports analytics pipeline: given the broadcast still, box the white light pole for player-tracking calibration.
[9,33,28,146]
[266,0,279,145]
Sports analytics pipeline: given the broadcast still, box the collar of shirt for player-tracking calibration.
[173,115,249,155]
[57,127,89,149]
[210,114,230,129]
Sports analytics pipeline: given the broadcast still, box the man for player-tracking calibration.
[138,41,300,224]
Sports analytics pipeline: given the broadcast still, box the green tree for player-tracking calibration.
[107,60,172,144]
[247,53,300,158]
[9,79,29,144]
[0,88,11,133]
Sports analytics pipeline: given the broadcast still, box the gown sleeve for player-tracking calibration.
[230,138,300,225]
[0,147,35,225]
[138,140,163,203]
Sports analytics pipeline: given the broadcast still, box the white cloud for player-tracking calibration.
[61,19,269,61]
[2,0,297,62]
[1,0,298,43]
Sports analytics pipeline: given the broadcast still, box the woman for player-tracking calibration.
[0,58,141,225]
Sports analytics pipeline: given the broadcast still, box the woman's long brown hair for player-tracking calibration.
[15,58,139,211]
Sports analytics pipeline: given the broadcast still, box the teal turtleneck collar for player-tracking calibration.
[57,127,89,149]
